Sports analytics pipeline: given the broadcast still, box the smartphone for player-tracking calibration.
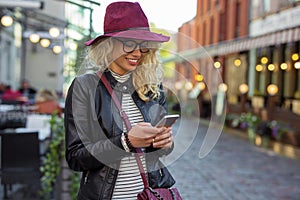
[155,114,180,128]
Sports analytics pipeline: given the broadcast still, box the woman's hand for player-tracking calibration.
[127,122,163,148]
[152,127,173,149]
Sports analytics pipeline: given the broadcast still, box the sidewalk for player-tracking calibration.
[168,117,300,200]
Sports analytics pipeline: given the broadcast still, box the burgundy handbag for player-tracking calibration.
[98,72,183,200]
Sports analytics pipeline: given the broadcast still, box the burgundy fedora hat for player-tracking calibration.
[85,1,170,46]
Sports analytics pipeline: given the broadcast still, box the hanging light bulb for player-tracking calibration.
[292,53,299,61]
[239,84,249,94]
[52,45,62,54]
[295,62,300,69]
[280,63,288,70]
[261,56,268,64]
[234,58,241,67]
[1,15,13,27]
[218,83,228,92]
[29,33,40,43]
[267,84,278,96]
[214,61,221,69]
[195,74,204,82]
[256,64,263,72]
[40,39,50,48]
[49,27,60,38]
[267,64,275,71]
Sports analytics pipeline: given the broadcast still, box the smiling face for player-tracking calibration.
[109,38,150,75]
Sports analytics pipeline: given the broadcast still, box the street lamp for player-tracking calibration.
[239,83,249,113]
[267,84,278,120]
[267,84,278,95]
[216,83,227,116]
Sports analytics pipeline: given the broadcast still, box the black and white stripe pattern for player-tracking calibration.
[110,70,146,199]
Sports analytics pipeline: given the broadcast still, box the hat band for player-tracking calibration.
[104,27,150,34]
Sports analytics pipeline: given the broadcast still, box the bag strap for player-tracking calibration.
[96,71,149,188]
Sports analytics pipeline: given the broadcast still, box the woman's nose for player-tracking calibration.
[131,48,142,56]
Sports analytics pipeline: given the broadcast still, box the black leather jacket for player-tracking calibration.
[64,71,175,200]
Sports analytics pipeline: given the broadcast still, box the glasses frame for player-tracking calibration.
[114,38,150,53]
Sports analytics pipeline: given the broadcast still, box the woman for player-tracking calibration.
[65,2,176,199]
[34,89,62,115]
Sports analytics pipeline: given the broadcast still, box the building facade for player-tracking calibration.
[175,0,300,118]
[0,0,67,92]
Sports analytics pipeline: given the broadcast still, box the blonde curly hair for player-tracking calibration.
[84,37,164,101]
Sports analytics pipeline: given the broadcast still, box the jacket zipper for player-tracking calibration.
[159,169,163,176]
[84,171,90,184]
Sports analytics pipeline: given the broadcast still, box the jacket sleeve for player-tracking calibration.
[64,77,126,172]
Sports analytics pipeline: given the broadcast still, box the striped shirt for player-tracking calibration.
[110,70,146,200]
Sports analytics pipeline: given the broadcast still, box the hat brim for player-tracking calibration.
[84,29,170,46]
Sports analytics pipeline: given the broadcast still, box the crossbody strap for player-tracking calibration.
[96,71,149,188]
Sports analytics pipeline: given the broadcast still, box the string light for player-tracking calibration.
[195,74,204,82]
[52,45,62,54]
[214,61,221,69]
[29,33,40,43]
[267,64,275,71]
[256,64,263,72]
[234,58,241,67]
[292,53,299,61]
[40,39,50,48]
[1,15,13,27]
[280,63,288,70]
[218,83,228,92]
[267,84,278,96]
[261,57,268,64]
[49,27,60,38]
[295,62,300,69]
[239,84,249,94]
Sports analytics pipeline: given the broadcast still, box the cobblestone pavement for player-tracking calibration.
[168,118,300,200]
[2,117,300,200]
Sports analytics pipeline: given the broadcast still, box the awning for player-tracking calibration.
[0,0,43,9]
[163,27,300,63]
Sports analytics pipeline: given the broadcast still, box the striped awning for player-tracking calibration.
[209,27,300,56]
[163,27,300,63]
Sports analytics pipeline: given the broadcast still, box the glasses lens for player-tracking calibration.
[123,40,137,53]
[116,39,150,53]
[139,41,150,53]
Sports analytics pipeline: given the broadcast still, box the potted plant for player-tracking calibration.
[239,112,261,144]
[256,121,273,148]
[40,113,80,199]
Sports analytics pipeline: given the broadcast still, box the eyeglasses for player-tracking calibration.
[114,38,150,53]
